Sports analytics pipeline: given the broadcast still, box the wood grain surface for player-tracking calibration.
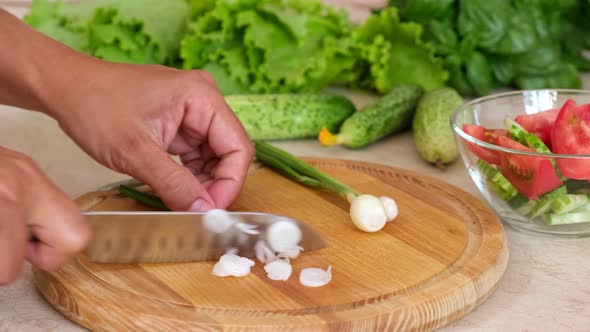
[32,158,508,331]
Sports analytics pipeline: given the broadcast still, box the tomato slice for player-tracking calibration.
[462,124,506,165]
[551,99,590,180]
[574,103,590,122]
[495,135,562,199]
[515,108,558,148]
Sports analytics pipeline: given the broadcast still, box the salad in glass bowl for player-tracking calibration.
[452,89,590,237]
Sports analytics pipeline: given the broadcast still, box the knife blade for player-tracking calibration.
[81,211,327,264]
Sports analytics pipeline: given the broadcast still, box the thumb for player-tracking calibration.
[125,144,214,211]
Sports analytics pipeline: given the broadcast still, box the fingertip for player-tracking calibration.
[188,197,215,212]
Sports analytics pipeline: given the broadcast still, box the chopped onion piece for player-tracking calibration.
[264,259,293,281]
[379,196,398,222]
[277,246,304,259]
[349,194,387,232]
[255,240,276,263]
[211,253,255,277]
[203,209,237,233]
[235,222,260,235]
[299,266,332,287]
[211,261,230,277]
[266,220,302,252]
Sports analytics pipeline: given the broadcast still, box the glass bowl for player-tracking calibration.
[451,89,590,237]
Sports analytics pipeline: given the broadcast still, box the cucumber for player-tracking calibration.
[529,186,568,218]
[488,179,517,200]
[544,212,590,226]
[412,87,465,168]
[226,94,356,140]
[319,84,424,149]
[504,116,565,180]
[508,194,529,209]
[477,159,517,198]
[551,194,590,214]
[517,200,536,216]
[504,116,528,145]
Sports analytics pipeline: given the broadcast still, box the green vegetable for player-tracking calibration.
[477,159,518,199]
[387,0,590,96]
[253,140,360,200]
[390,0,455,24]
[504,116,528,145]
[25,0,100,52]
[544,212,590,226]
[464,51,494,96]
[488,179,517,201]
[351,7,448,93]
[118,185,169,210]
[254,141,398,232]
[225,94,356,141]
[319,84,424,149]
[25,0,190,65]
[504,116,566,180]
[516,200,536,216]
[412,87,464,168]
[180,0,359,95]
[508,193,529,209]
[551,194,590,215]
[86,0,190,65]
[529,186,568,218]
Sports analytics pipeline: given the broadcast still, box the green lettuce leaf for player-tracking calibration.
[24,0,98,52]
[87,0,190,65]
[180,0,358,94]
[351,7,448,93]
[25,0,190,65]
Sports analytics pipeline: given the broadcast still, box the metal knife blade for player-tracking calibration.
[82,211,327,264]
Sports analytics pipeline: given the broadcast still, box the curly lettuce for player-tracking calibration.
[25,0,190,65]
[350,7,448,93]
[180,0,358,94]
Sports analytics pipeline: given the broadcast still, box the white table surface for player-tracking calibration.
[1,3,589,332]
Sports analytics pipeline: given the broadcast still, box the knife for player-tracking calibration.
[77,211,327,264]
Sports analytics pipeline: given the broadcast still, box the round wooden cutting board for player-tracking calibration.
[32,158,508,332]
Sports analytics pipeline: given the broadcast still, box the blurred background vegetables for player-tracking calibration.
[390,0,590,95]
[21,0,590,168]
[25,0,590,96]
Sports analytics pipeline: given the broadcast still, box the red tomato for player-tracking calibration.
[462,124,506,165]
[551,99,590,180]
[515,108,558,147]
[495,135,562,199]
[574,103,590,122]
[489,129,509,137]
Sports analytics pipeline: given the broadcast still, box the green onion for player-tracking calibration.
[118,185,170,210]
[253,140,361,202]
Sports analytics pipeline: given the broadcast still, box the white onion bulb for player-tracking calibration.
[379,196,398,222]
[349,195,387,232]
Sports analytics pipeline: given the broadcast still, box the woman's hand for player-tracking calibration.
[48,59,255,212]
[0,147,90,285]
